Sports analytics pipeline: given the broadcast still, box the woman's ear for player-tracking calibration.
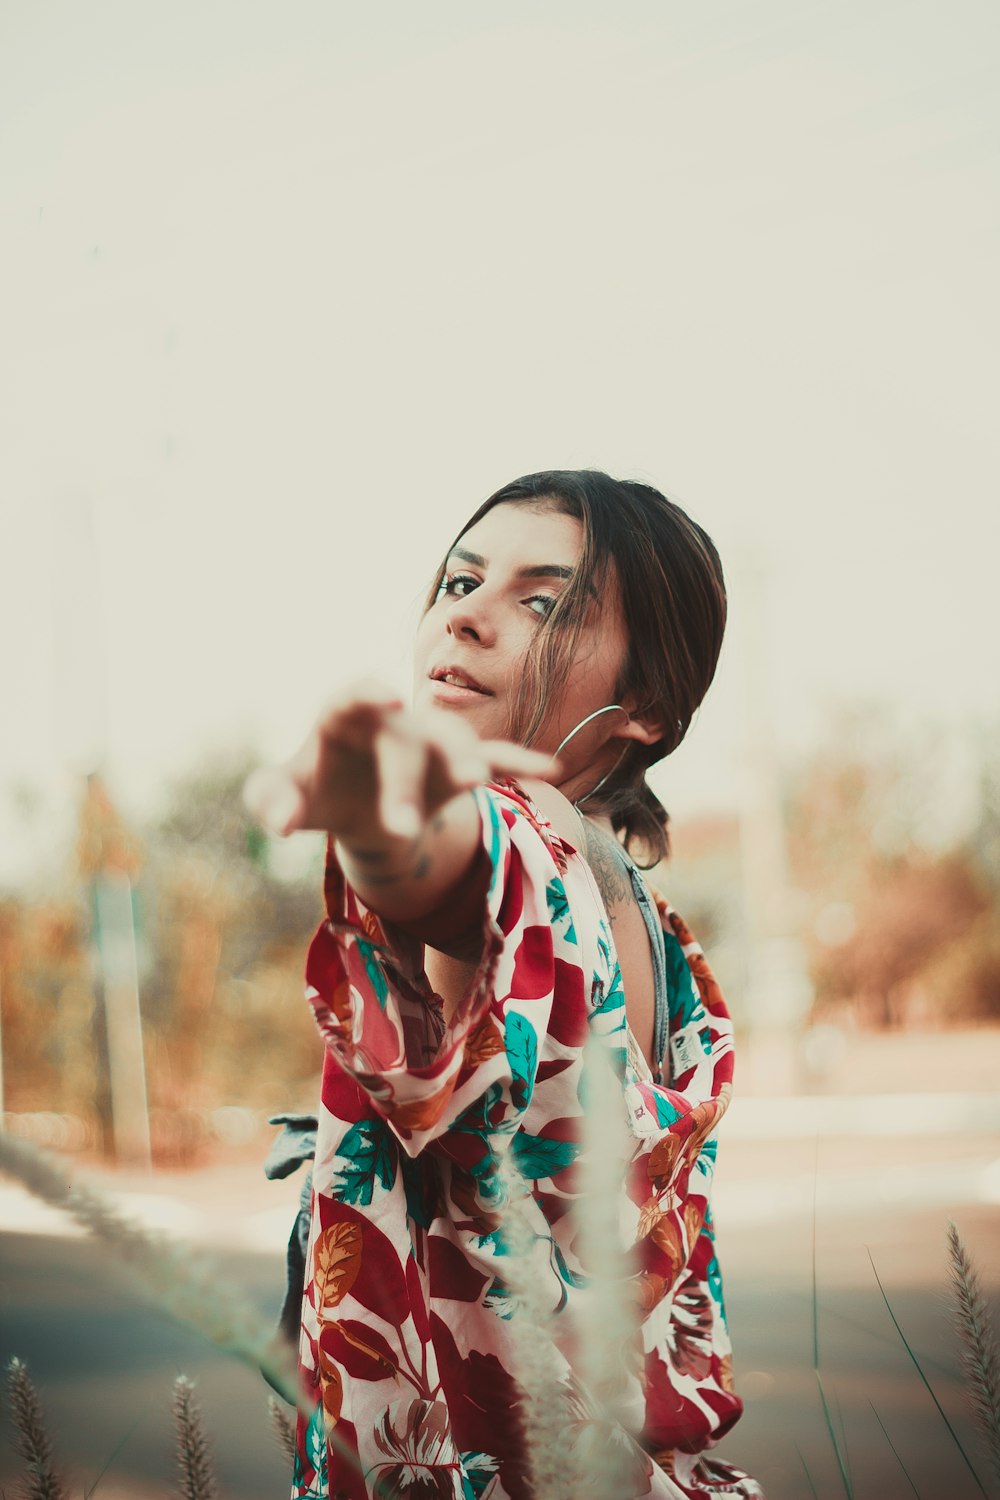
[613,705,668,748]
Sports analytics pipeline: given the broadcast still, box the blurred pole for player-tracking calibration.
[55,498,151,1167]
[92,870,151,1168]
[737,551,812,1094]
[77,774,152,1171]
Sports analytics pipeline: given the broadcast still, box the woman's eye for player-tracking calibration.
[441,573,480,599]
[439,575,555,617]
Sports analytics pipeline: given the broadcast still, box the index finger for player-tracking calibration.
[479,740,560,780]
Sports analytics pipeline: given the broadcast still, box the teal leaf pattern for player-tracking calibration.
[506,1010,538,1111]
[546,878,577,943]
[454,1081,503,1134]
[510,1130,580,1180]
[663,929,699,1030]
[460,1451,500,1498]
[474,1226,508,1256]
[332,1117,396,1206]
[484,1276,517,1319]
[477,787,505,907]
[706,1250,728,1326]
[294,1404,327,1497]
[653,1091,684,1128]
[551,1236,589,1290]
[355,938,389,1009]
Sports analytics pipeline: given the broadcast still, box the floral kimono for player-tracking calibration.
[292,781,761,1500]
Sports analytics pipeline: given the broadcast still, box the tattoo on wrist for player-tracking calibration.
[340,830,433,888]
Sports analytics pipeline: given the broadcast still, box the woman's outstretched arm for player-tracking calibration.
[244,686,554,930]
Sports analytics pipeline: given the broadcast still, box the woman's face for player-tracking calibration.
[413,501,633,771]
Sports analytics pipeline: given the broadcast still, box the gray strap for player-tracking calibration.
[624,858,670,1084]
[608,843,670,1086]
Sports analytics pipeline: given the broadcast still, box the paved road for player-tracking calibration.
[715,1194,999,1497]
[1,1120,998,1500]
[1,1232,290,1500]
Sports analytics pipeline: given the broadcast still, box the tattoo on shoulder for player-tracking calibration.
[581,821,630,918]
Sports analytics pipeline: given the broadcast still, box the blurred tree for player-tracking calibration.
[932,748,1000,1022]
[787,716,998,1027]
[0,892,94,1116]
[9,725,994,1148]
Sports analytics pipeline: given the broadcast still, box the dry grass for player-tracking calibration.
[497,1037,640,1500]
[11,1096,997,1500]
[267,1395,297,1464]
[5,1126,1000,1500]
[948,1220,1000,1486]
[494,1149,574,1500]
[4,1358,67,1500]
[0,1127,298,1410]
[172,1376,219,1500]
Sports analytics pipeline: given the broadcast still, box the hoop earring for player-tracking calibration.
[554,704,630,809]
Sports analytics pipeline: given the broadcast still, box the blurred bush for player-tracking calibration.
[2,719,998,1161]
[0,757,325,1162]
[786,718,1000,1028]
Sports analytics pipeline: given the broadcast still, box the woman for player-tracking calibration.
[248,471,762,1500]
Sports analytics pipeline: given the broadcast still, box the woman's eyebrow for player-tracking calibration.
[519,564,575,581]
[448,547,574,581]
[448,547,485,566]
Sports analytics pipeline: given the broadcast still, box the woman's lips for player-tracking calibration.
[430,668,492,695]
[430,679,489,704]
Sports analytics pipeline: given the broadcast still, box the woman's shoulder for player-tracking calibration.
[481,777,601,906]
[499,775,583,851]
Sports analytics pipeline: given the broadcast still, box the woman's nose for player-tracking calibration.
[445,591,497,645]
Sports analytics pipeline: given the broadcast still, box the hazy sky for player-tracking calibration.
[2,0,998,874]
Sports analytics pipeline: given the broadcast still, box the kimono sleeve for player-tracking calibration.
[303,784,567,1157]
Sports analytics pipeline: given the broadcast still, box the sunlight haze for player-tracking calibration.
[2,0,997,872]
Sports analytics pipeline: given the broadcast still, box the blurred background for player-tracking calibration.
[1,2,998,1497]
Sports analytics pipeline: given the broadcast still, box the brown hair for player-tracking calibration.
[425,470,727,866]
